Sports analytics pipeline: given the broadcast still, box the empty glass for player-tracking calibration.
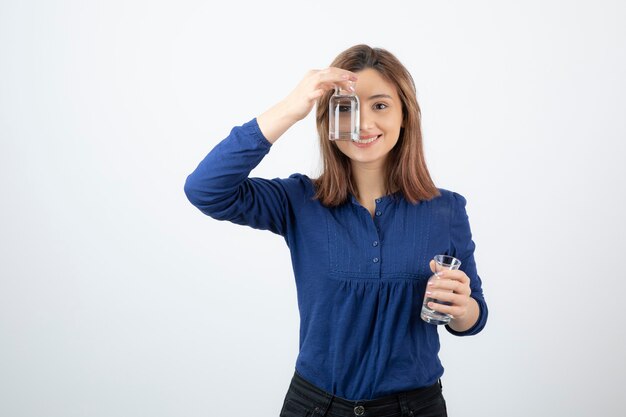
[421,255,462,325]
[329,83,360,141]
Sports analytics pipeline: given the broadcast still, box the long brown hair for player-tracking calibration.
[313,44,440,206]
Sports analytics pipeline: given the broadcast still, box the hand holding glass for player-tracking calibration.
[420,255,462,325]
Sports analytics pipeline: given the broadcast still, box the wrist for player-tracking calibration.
[274,99,302,125]
[257,101,298,144]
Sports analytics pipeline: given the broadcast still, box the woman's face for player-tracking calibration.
[334,68,404,168]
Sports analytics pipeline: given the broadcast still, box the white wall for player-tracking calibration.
[1,1,625,416]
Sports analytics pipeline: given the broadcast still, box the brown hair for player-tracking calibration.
[313,44,440,206]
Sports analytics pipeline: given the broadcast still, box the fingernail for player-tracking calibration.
[425,291,432,296]
[427,282,433,286]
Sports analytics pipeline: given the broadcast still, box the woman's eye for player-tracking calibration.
[374,103,388,110]
[338,105,352,112]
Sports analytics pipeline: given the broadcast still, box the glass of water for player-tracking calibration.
[421,255,462,325]
[328,83,360,141]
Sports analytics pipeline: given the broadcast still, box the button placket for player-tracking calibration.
[372,236,381,264]
[368,197,390,276]
[371,202,383,272]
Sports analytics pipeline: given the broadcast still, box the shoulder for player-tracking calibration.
[421,189,471,226]
[265,173,315,201]
[428,188,468,208]
[284,173,313,190]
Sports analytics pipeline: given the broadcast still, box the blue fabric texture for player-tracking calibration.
[184,118,488,401]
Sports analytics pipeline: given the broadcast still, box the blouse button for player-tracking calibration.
[375,198,381,203]
[375,211,382,216]
[372,241,379,247]
[373,257,379,263]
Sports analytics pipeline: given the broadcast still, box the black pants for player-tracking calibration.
[280,371,448,417]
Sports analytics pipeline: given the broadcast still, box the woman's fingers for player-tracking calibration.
[316,67,358,83]
[433,270,470,285]
[427,299,463,318]
[428,277,469,293]
[425,289,470,318]
[313,68,358,93]
[425,289,462,304]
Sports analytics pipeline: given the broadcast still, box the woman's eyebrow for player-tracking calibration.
[367,94,393,100]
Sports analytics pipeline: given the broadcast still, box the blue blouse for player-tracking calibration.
[184,118,488,401]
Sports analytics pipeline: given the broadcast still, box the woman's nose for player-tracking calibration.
[360,109,373,131]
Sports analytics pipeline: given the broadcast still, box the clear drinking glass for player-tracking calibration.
[421,255,462,325]
[329,83,360,141]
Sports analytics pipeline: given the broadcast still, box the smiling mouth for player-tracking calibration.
[353,134,382,144]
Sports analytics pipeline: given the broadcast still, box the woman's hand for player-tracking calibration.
[257,68,358,143]
[283,68,358,121]
[425,259,473,321]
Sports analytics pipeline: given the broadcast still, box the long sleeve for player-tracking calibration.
[445,192,489,336]
[184,118,290,236]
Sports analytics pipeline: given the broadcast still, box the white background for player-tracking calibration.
[1,1,625,416]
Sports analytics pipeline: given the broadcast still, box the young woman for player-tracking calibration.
[185,44,488,417]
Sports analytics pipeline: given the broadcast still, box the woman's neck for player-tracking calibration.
[351,160,388,201]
